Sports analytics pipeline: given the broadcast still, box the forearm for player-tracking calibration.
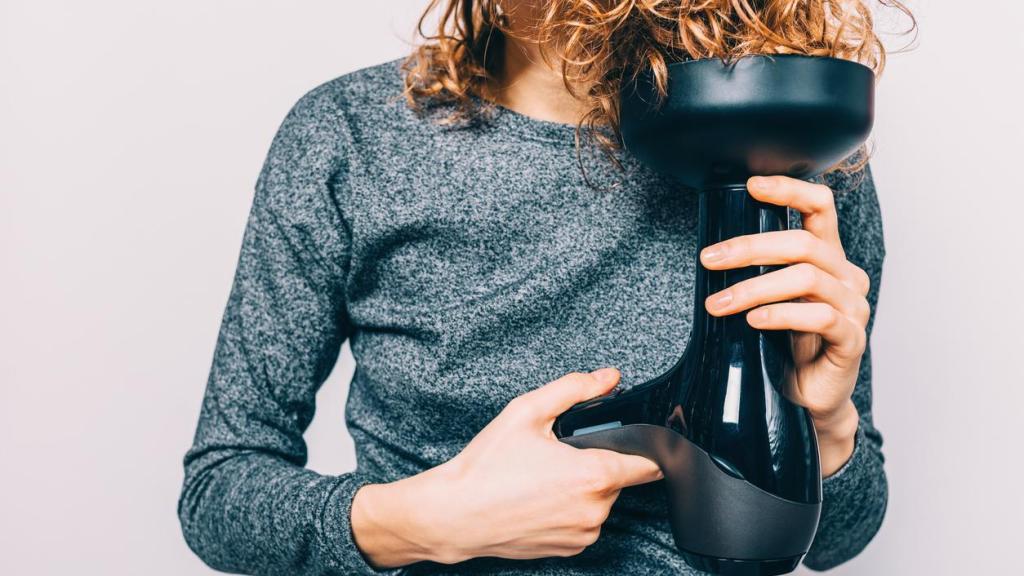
[803,355,888,569]
[802,419,888,570]
[179,450,384,576]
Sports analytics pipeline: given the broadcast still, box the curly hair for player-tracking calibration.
[402,0,915,171]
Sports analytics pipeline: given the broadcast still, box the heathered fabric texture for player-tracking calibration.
[179,59,888,575]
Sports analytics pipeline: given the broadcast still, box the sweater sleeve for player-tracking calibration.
[177,86,391,576]
[802,163,890,570]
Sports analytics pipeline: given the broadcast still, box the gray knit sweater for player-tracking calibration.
[179,59,888,575]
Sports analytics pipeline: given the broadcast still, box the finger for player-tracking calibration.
[747,302,866,361]
[593,451,664,489]
[747,176,841,246]
[512,368,621,423]
[700,229,867,294]
[706,262,870,325]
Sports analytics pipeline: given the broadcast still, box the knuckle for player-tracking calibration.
[561,371,589,384]
[552,547,575,558]
[856,267,871,295]
[813,184,836,211]
[506,395,539,419]
[795,229,818,258]
[855,298,871,325]
[581,526,602,546]
[502,395,526,415]
[506,394,530,412]
[567,371,597,389]
[579,506,609,530]
[824,306,844,330]
[854,326,868,354]
[793,262,820,291]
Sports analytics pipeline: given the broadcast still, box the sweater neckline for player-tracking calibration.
[468,93,581,147]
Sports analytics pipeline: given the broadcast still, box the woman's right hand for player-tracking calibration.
[351,367,663,568]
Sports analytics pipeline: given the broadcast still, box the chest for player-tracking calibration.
[341,130,703,394]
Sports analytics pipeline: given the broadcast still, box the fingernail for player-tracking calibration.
[701,245,726,263]
[750,176,773,189]
[707,291,733,311]
[590,367,619,384]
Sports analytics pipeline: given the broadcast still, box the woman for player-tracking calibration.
[179,1,910,573]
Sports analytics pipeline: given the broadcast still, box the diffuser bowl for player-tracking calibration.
[619,54,875,188]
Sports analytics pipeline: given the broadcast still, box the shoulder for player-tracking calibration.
[248,60,405,246]
[256,59,409,201]
[268,58,406,149]
[295,58,405,115]
[278,58,411,148]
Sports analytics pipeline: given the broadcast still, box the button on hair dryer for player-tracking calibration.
[554,55,874,575]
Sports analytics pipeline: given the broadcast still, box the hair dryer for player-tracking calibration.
[553,55,874,575]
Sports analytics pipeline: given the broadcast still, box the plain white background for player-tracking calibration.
[2,1,1022,574]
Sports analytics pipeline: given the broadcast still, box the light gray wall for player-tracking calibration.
[1,1,1021,574]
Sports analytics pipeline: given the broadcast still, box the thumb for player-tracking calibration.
[516,368,620,422]
[597,451,665,489]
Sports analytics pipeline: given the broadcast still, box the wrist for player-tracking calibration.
[351,463,462,568]
[350,482,421,569]
[812,399,859,478]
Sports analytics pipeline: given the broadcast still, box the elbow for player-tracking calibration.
[177,468,238,574]
[177,475,214,570]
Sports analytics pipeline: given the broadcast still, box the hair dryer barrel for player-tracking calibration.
[555,55,875,575]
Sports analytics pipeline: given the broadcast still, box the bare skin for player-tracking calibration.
[352,368,663,567]
[351,2,864,568]
[479,5,591,124]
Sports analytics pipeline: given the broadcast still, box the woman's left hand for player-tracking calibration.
[700,175,868,477]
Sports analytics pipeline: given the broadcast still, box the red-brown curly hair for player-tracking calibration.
[402,0,914,171]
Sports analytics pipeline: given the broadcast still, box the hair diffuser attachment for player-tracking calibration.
[554,55,874,575]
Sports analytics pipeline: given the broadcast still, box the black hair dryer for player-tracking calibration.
[554,55,874,575]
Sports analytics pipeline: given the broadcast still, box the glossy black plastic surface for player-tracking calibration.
[563,425,820,561]
[554,55,874,574]
[618,54,875,189]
